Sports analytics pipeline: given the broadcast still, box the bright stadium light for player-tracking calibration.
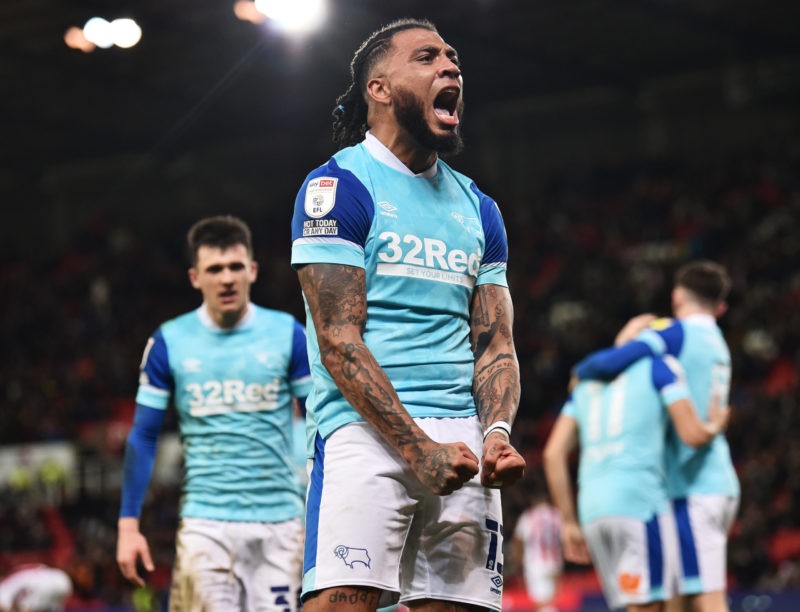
[83,17,114,49]
[110,18,142,49]
[64,26,95,53]
[233,0,267,24]
[76,16,142,51]
[253,0,327,33]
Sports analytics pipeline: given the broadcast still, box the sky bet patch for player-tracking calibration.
[304,177,338,218]
[650,317,674,331]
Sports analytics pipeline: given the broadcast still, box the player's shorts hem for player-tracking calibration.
[302,579,395,592]
[401,593,501,612]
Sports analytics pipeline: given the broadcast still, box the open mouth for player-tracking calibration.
[433,87,460,125]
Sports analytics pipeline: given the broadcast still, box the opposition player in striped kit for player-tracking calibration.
[574,261,739,612]
[116,216,312,611]
[510,488,563,611]
[291,18,525,612]
[544,356,728,611]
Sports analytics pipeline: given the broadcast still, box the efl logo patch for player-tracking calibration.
[304,177,338,218]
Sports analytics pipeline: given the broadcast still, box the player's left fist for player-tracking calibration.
[480,432,525,488]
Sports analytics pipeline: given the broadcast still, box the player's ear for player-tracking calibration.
[715,301,728,318]
[249,260,259,282]
[188,267,200,289]
[366,76,391,106]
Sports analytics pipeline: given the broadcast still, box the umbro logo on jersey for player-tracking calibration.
[376,201,398,218]
[182,358,202,373]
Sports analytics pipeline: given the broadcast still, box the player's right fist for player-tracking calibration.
[412,441,479,495]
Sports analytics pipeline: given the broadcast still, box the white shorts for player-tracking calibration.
[303,416,504,611]
[583,511,679,610]
[524,566,559,604]
[170,516,304,612]
[0,566,72,611]
[672,495,739,595]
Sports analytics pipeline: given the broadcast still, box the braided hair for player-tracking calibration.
[332,18,437,149]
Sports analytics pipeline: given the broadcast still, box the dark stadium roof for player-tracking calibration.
[2,0,799,200]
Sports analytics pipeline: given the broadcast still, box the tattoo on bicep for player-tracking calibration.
[470,285,514,359]
[300,264,367,333]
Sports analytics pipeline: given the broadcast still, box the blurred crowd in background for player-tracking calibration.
[1,143,798,608]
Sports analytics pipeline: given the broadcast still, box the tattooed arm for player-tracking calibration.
[297,263,478,495]
[470,283,526,488]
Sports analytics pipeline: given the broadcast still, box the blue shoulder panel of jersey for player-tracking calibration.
[573,341,654,380]
[471,183,508,265]
[290,319,310,380]
[637,320,685,357]
[143,329,172,389]
[120,403,166,518]
[136,329,173,409]
[291,157,375,268]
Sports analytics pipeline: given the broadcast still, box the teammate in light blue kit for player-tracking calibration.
[116,216,311,611]
[573,261,739,612]
[543,356,728,611]
[291,18,525,612]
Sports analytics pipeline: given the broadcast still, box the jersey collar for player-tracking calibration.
[197,302,255,331]
[681,312,716,327]
[362,131,438,178]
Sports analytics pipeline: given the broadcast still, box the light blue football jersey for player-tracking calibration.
[290,133,509,440]
[563,356,690,524]
[636,314,740,499]
[136,305,312,522]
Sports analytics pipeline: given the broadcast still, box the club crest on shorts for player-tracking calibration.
[305,177,338,218]
[333,545,371,569]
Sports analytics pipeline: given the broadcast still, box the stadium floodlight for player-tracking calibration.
[233,0,267,24]
[82,17,114,49]
[110,18,142,49]
[64,26,95,53]
[253,0,327,33]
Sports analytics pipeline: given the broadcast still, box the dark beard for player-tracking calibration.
[393,86,464,157]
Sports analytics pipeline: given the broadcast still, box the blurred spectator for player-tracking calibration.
[0,564,72,612]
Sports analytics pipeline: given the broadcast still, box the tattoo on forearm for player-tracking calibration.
[474,360,520,427]
[298,264,427,453]
[470,285,520,428]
